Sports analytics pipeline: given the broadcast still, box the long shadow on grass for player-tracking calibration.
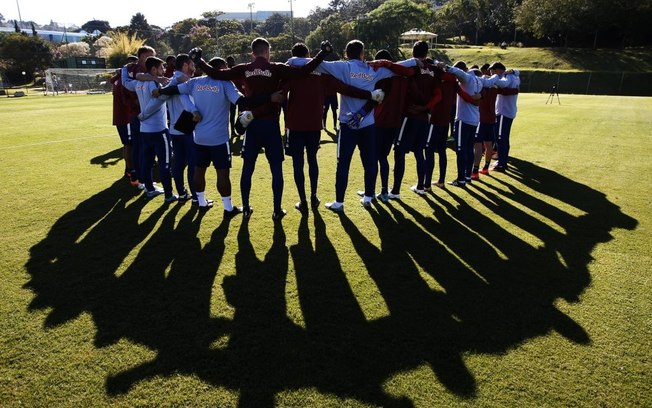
[90,147,123,168]
[24,158,637,406]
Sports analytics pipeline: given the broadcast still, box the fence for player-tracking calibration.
[518,70,652,96]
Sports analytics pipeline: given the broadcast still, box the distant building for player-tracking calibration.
[0,26,92,43]
[217,10,291,22]
[55,56,106,69]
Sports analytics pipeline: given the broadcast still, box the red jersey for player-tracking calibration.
[405,65,439,121]
[479,87,498,124]
[429,74,458,126]
[284,63,371,131]
[199,54,324,120]
[374,76,408,129]
[111,72,131,125]
[123,62,144,116]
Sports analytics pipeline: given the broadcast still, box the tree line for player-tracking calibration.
[1,0,651,84]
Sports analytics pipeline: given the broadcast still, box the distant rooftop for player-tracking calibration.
[0,26,90,43]
[217,10,291,22]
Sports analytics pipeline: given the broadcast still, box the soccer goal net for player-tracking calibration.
[44,68,117,95]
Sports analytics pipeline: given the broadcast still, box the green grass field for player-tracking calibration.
[1,93,650,407]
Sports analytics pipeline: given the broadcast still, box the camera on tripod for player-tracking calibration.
[546,83,560,105]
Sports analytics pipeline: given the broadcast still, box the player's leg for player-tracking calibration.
[305,131,321,206]
[428,125,448,188]
[193,144,212,210]
[129,116,142,186]
[213,142,241,216]
[331,98,339,131]
[358,125,378,203]
[376,127,397,200]
[481,123,496,174]
[390,118,410,197]
[471,124,483,180]
[288,130,307,208]
[116,124,133,179]
[411,120,429,192]
[239,122,262,216]
[140,132,157,194]
[186,136,197,201]
[495,115,513,170]
[170,133,188,197]
[261,120,285,219]
[153,130,175,201]
[450,120,466,186]
[327,124,357,209]
[463,123,475,182]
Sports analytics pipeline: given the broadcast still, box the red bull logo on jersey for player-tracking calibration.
[196,84,220,93]
[245,69,273,78]
[350,72,375,81]
[420,68,435,77]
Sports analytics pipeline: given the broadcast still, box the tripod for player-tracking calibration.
[546,84,561,105]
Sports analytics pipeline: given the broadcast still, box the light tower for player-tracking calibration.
[248,3,255,33]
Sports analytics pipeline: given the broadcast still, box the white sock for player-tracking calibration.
[197,191,207,206]
[222,196,233,211]
[363,196,372,203]
[330,201,343,208]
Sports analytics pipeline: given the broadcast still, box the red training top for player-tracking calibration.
[111,71,131,125]
[198,54,324,121]
[374,76,408,129]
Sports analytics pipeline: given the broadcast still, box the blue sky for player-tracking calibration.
[4,0,327,28]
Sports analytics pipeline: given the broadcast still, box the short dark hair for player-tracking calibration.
[145,56,164,72]
[489,61,506,71]
[291,42,309,58]
[175,54,190,70]
[137,46,155,57]
[374,49,393,61]
[226,56,235,63]
[470,64,479,69]
[345,40,364,60]
[453,61,467,71]
[470,68,483,77]
[480,63,490,72]
[165,55,176,64]
[209,57,227,69]
[126,55,138,63]
[251,37,270,56]
[412,41,429,58]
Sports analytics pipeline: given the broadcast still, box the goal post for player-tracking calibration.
[44,68,117,95]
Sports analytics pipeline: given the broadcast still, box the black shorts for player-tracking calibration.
[241,119,284,164]
[194,142,232,169]
[285,130,320,157]
[395,117,429,154]
[116,124,132,145]
[474,122,496,143]
[323,95,338,110]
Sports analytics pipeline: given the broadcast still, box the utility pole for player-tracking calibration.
[289,0,295,42]
[248,3,255,33]
[16,0,23,24]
